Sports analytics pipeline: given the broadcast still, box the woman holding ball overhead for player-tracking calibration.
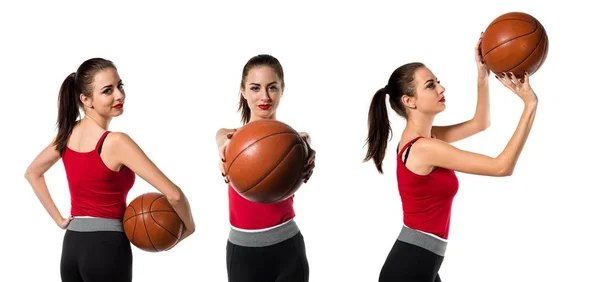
[24,58,196,282]
[364,36,539,282]
[216,54,315,282]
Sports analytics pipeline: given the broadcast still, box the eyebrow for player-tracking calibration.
[101,80,123,90]
[249,81,279,86]
[423,78,438,87]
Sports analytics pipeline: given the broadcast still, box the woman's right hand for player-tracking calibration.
[496,71,538,105]
[218,129,236,184]
[56,215,73,229]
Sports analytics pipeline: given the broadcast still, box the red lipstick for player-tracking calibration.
[258,104,271,110]
[114,104,123,109]
[439,97,445,103]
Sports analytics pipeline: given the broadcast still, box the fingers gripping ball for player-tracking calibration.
[481,12,549,78]
[123,192,184,252]
[225,119,309,204]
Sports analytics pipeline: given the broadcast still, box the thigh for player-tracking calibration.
[60,231,83,282]
[227,241,271,282]
[78,231,132,282]
[379,240,443,282]
[275,232,309,282]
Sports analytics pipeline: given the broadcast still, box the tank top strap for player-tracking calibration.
[398,136,424,155]
[94,131,112,153]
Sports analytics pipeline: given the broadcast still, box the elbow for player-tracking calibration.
[478,119,491,132]
[494,158,514,177]
[24,168,39,182]
[497,163,514,177]
[165,188,183,204]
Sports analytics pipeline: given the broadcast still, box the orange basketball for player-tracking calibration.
[123,192,183,252]
[481,12,549,78]
[225,119,309,204]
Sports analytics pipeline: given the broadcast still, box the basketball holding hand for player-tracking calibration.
[495,71,538,105]
[218,128,316,185]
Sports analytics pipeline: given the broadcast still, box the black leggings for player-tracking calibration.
[60,230,133,282]
[379,240,444,282]
[226,232,309,282]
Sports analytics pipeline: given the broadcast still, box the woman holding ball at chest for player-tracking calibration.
[215,54,316,282]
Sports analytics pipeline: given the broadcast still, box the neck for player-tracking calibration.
[84,112,111,130]
[405,112,435,138]
[249,113,277,123]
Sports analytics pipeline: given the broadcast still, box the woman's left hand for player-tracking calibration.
[299,132,315,183]
[476,33,490,79]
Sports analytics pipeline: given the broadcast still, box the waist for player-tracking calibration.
[228,219,299,247]
[66,217,124,232]
[397,225,448,257]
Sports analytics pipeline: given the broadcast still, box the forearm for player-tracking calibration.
[498,102,538,174]
[26,175,64,224]
[168,193,195,234]
[473,76,491,128]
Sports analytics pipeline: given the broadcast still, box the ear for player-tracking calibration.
[401,94,416,109]
[239,88,247,100]
[80,93,93,109]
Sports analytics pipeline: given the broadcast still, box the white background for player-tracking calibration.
[2,0,598,281]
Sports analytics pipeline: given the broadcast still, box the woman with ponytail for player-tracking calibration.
[216,54,315,282]
[365,37,539,281]
[24,58,196,282]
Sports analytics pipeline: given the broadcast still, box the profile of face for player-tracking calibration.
[402,67,446,116]
[241,66,283,120]
[80,68,126,118]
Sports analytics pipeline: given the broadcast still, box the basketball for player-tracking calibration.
[225,119,309,204]
[480,12,549,78]
[123,192,184,252]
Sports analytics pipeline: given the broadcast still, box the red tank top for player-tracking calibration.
[228,184,295,230]
[397,136,459,239]
[62,131,136,219]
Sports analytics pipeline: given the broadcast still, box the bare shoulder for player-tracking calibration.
[102,131,139,152]
[409,137,458,155]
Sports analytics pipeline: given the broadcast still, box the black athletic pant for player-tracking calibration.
[379,240,444,282]
[60,230,133,282]
[226,232,309,282]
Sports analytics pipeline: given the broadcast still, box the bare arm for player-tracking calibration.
[420,72,538,177]
[432,77,490,143]
[109,133,195,238]
[432,37,491,143]
[24,141,71,228]
[420,102,537,176]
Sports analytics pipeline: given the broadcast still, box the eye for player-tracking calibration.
[269,85,278,91]
[250,86,260,91]
[118,83,125,90]
[427,83,435,89]
[103,88,112,94]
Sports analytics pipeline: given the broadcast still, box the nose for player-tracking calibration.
[438,84,445,95]
[114,88,125,101]
[260,88,271,101]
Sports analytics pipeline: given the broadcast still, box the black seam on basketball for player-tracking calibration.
[274,143,307,202]
[127,205,137,244]
[226,131,299,174]
[149,195,179,239]
[123,210,178,223]
[123,206,137,224]
[482,18,538,57]
[507,26,546,73]
[530,20,548,72]
[239,138,305,194]
[141,194,158,252]
[149,212,180,239]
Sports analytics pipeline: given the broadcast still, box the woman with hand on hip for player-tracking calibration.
[25,58,196,282]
